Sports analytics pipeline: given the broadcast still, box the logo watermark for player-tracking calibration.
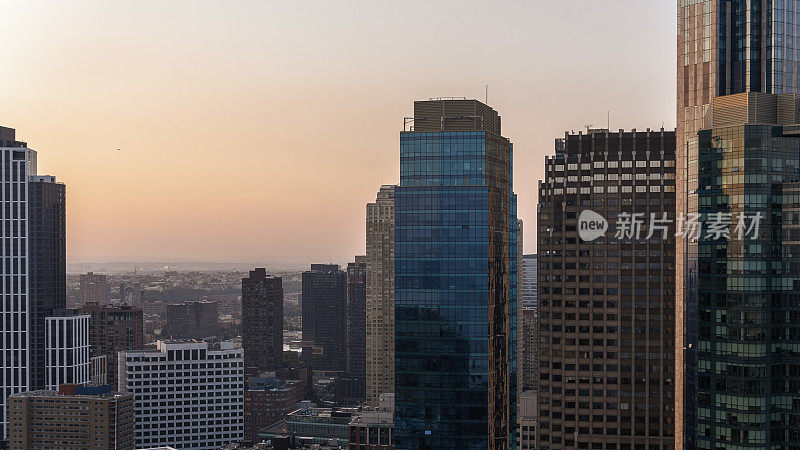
[578,210,608,242]
[577,211,763,242]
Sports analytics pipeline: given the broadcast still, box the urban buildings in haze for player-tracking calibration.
[241,268,283,378]
[7,385,135,450]
[79,272,111,305]
[119,281,142,305]
[164,300,219,339]
[365,184,396,407]
[536,128,676,448]
[77,302,143,389]
[346,256,367,400]
[302,264,348,372]
[394,99,518,449]
[118,340,244,449]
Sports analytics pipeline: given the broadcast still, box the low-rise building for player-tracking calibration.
[7,384,134,449]
[348,394,394,449]
[244,376,304,442]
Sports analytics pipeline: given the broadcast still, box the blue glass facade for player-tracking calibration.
[395,128,517,449]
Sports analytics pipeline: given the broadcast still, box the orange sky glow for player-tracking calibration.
[0,1,677,266]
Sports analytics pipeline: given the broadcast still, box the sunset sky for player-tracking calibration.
[0,1,677,266]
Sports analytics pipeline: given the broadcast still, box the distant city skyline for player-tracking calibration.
[0,1,676,263]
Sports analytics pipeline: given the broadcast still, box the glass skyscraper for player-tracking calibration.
[394,99,517,449]
[677,2,800,447]
[686,92,800,448]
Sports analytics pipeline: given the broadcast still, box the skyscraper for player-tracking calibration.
[27,175,66,391]
[241,268,283,378]
[677,2,800,446]
[684,92,800,448]
[536,128,676,449]
[394,99,517,449]
[0,126,37,439]
[77,302,143,389]
[302,264,347,372]
[346,256,367,399]
[366,185,395,407]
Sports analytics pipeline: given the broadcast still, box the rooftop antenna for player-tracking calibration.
[585,124,593,132]
[485,85,488,104]
[608,111,610,130]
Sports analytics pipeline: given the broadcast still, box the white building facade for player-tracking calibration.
[119,340,244,450]
[45,314,90,390]
[0,128,36,438]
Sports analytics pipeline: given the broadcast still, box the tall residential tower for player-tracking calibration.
[366,185,396,406]
[241,268,283,378]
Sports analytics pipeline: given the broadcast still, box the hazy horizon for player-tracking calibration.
[0,1,677,264]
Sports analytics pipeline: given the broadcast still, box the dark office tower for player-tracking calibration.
[676,2,800,446]
[27,175,66,391]
[77,302,143,389]
[241,268,283,378]
[346,256,367,398]
[680,92,800,449]
[0,126,37,439]
[395,99,518,449]
[301,264,347,372]
[79,272,110,305]
[536,128,676,449]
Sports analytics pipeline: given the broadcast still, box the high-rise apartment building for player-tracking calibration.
[164,300,219,339]
[394,99,518,449]
[523,254,538,311]
[77,302,143,389]
[44,312,90,390]
[0,127,37,439]
[28,175,66,391]
[676,2,800,446]
[519,308,538,393]
[119,340,244,449]
[241,268,283,378]
[7,385,135,450]
[302,264,347,372]
[536,128,676,449]
[79,272,110,305]
[346,256,367,399]
[366,185,395,407]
